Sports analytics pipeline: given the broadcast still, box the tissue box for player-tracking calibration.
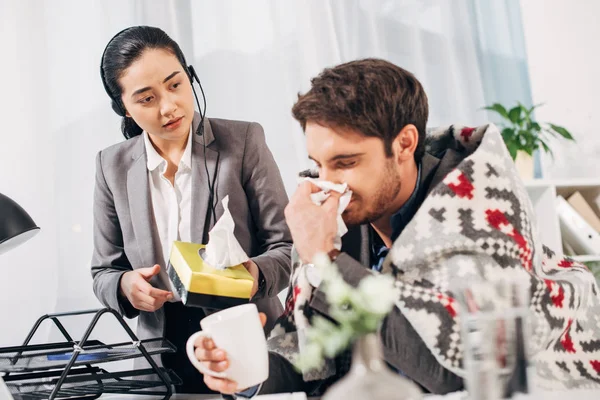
[168,241,253,309]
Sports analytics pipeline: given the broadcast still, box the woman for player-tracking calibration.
[91,26,292,394]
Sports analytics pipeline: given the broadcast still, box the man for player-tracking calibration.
[194,58,464,396]
[193,58,600,397]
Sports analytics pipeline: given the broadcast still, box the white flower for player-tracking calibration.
[325,276,353,306]
[357,274,399,315]
[295,341,324,371]
[321,324,353,358]
[294,260,400,372]
[308,316,338,342]
[313,252,341,282]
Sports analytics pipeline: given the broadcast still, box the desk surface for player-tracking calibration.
[98,394,317,399]
[98,390,600,400]
[99,396,220,400]
[425,389,600,400]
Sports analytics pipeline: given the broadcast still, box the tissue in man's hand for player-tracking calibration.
[204,195,250,269]
[302,178,352,249]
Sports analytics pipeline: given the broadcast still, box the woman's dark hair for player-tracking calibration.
[100,26,189,139]
[292,58,429,162]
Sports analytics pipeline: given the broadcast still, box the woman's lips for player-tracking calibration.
[163,116,183,130]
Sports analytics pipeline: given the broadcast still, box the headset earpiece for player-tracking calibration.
[188,64,205,138]
[187,65,199,84]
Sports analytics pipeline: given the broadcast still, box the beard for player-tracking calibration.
[343,160,402,226]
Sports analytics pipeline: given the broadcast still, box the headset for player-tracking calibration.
[99,27,217,225]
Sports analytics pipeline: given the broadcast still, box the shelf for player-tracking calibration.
[0,308,177,400]
[0,338,176,373]
[522,179,600,261]
[523,178,600,188]
[5,367,181,400]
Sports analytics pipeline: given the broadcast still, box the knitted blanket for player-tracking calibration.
[268,123,600,390]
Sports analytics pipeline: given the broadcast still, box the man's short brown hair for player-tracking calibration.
[292,58,429,162]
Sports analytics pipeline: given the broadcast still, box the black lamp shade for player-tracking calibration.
[0,192,40,255]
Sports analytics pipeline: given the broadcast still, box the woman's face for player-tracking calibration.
[118,48,195,142]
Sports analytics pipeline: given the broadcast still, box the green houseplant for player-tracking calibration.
[483,103,575,178]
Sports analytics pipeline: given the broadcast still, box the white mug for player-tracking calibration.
[186,303,269,390]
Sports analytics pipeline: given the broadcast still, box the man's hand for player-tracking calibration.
[194,313,268,394]
[119,265,173,312]
[242,260,260,298]
[285,181,339,263]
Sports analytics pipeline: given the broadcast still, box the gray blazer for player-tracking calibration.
[91,114,292,366]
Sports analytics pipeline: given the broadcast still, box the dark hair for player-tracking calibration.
[292,58,429,162]
[100,26,190,139]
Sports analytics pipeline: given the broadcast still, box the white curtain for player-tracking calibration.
[519,0,600,180]
[0,0,526,346]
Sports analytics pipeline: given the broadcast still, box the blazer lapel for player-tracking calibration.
[190,114,220,244]
[127,138,161,267]
[341,224,371,268]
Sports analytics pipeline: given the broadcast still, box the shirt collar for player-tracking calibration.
[143,127,193,172]
[369,163,425,271]
[180,127,193,170]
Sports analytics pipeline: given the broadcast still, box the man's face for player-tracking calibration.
[305,122,406,226]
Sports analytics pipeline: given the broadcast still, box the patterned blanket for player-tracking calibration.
[268,123,600,390]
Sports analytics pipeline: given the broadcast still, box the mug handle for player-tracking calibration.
[186,331,228,378]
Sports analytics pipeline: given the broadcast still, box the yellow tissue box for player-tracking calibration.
[168,241,253,309]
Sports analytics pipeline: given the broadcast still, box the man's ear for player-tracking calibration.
[392,124,419,163]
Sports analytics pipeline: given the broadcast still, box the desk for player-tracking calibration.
[425,389,600,400]
[97,389,600,399]
[99,396,220,400]
[98,394,318,399]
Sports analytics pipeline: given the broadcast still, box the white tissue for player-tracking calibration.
[302,177,352,250]
[204,195,249,270]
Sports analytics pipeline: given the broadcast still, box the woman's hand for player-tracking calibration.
[120,264,173,311]
[243,260,260,297]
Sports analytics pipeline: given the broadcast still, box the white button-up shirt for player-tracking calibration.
[143,129,193,279]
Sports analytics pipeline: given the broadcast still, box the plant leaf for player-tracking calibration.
[544,128,560,139]
[508,106,523,125]
[483,103,510,120]
[529,122,542,132]
[506,141,519,160]
[539,138,554,159]
[527,102,545,115]
[548,123,575,141]
[501,127,515,143]
[518,132,528,147]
